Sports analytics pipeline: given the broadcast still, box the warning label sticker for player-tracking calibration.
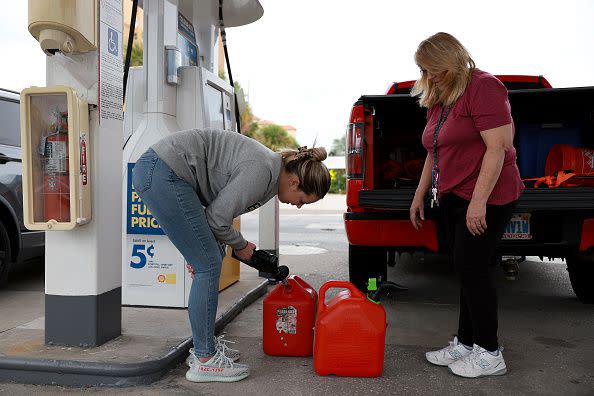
[276,306,297,334]
[45,140,68,173]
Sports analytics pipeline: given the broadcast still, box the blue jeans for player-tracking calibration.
[132,148,222,357]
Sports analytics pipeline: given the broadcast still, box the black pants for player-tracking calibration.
[441,193,515,352]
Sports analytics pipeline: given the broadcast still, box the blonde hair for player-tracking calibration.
[280,146,331,198]
[411,32,475,108]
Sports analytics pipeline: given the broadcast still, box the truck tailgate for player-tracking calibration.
[359,188,594,211]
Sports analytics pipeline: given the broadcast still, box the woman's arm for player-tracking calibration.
[466,123,513,235]
[410,153,433,230]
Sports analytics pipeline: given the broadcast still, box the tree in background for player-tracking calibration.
[123,42,143,66]
[329,169,346,194]
[328,136,346,193]
[130,42,143,66]
[254,124,299,151]
[232,81,259,137]
[329,135,346,156]
[222,74,296,150]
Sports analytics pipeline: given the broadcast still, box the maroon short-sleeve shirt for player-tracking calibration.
[421,69,524,205]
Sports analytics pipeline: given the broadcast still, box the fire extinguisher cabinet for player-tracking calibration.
[20,86,91,230]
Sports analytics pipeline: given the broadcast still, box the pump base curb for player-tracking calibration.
[0,279,268,387]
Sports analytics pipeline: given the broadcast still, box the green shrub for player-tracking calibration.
[329,169,346,194]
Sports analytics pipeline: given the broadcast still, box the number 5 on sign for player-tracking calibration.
[130,244,147,269]
[130,243,157,268]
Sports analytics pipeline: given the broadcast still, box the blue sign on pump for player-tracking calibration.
[127,163,164,235]
[177,11,198,66]
[108,27,118,56]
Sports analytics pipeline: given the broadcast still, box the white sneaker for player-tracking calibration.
[425,336,473,366]
[448,344,507,378]
[185,349,250,383]
[186,334,241,367]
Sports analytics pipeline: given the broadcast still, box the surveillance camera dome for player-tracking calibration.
[38,29,76,56]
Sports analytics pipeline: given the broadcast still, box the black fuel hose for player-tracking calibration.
[123,0,138,104]
[219,0,242,133]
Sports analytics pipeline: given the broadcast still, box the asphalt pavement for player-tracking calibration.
[0,194,593,395]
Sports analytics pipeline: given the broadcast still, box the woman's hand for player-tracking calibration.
[186,263,196,279]
[410,193,426,230]
[234,241,256,263]
[466,199,487,236]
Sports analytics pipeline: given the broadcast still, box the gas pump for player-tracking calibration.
[121,0,264,307]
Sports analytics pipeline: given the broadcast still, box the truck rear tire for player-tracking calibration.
[348,245,387,292]
[567,252,594,304]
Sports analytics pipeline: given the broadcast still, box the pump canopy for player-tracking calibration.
[137,0,264,27]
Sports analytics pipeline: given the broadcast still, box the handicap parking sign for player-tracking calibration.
[108,27,118,56]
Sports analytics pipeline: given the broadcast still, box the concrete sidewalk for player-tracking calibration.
[0,267,267,387]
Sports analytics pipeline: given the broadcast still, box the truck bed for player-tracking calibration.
[361,86,594,202]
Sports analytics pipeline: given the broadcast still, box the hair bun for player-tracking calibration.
[309,147,327,162]
[295,146,327,162]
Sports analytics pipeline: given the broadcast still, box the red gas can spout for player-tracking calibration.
[280,278,292,293]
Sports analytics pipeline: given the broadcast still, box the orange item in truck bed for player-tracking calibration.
[313,281,386,377]
[545,144,594,175]
[263,275,317,356]
[523,170,594,188]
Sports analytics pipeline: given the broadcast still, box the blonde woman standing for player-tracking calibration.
[409,32,522,378]
[132,129,330,383]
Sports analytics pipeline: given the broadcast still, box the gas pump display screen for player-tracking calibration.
[205,84,225,130]
[28,94,71,223]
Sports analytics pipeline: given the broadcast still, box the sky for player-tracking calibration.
[2,0,593,151]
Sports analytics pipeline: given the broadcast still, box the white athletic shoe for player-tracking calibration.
[186,334,241,367]
[425,336,473,366]
[448,344,507,378]
[185,349,250,383]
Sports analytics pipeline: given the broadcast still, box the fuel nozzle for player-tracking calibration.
[232,249,289,282]
[366,277,408,303]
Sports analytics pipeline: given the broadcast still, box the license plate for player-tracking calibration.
[502,213,532,240]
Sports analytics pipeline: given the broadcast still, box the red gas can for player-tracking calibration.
[263,275,317,356]
[314,280,386,377]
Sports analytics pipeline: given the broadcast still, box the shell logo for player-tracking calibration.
[157,274,166,283]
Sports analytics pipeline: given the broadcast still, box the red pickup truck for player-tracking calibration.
[344,75,594,303]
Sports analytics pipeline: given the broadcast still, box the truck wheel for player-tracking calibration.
[348,245,387,292]
[0,221,12,286]
[566,252,594,304]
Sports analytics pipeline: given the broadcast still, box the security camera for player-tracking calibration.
[37,29,75,56]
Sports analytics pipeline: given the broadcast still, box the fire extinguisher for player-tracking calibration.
[43,110,70,222]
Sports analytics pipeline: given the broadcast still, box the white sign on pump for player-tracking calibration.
[99,0,124,122]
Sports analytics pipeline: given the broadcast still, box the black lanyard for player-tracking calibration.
[431,104,452,191]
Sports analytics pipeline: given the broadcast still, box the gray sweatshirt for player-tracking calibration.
[151,129,282,250]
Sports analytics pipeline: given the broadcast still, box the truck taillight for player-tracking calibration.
[346,104,365,179]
